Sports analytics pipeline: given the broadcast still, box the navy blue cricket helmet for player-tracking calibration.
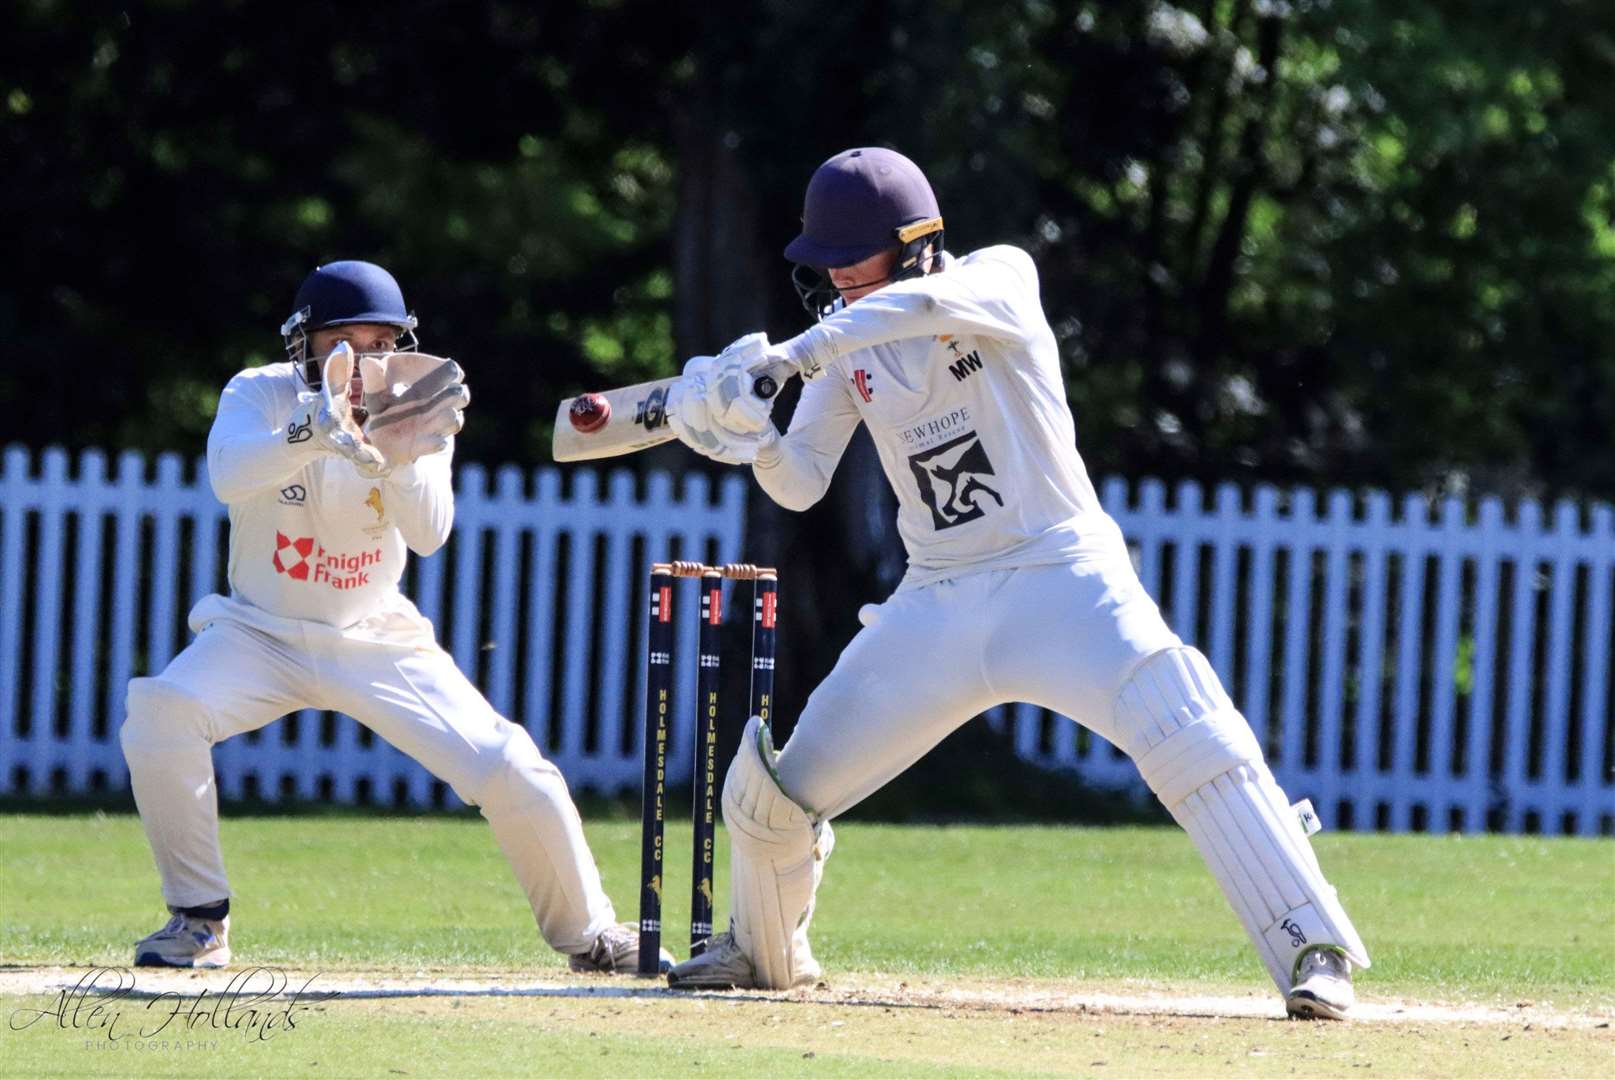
[280,260,419,385]
[785,148,944,318]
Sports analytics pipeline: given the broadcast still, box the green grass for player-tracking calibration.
[2,812,1611,1001]
[4,813,1612,1078]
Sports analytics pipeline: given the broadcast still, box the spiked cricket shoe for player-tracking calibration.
[569,922,673,975]
[666,931,823,990]
[1286,945,1355,1020]
[667,932,758,989]
[134,912,231,969]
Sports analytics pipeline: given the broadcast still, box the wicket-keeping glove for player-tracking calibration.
[290,342,389,478]
[361,352,469,469]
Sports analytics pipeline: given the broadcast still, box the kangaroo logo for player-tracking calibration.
[907,431,1004,529]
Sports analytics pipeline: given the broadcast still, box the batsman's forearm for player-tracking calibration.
[753,430,841,512]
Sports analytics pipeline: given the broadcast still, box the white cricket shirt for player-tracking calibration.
[760,246,1127,589]
[196,362,453,639]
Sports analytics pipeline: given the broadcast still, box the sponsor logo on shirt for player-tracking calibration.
[898,406,974,451]
[278,484,307,506]
[851,369,875,403]
[938,335,964,355]
[286,416,313,444]
[907,431,1004,530]
[271,531,383,590]
[272,533,315,580]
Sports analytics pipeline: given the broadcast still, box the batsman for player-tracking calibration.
[662,148,1370,1019]
[120,261,667,975]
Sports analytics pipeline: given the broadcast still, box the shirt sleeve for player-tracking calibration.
[751,374,862,512]
[779,246,1040,374]
[384,439,456,556]
[206,373,323,504]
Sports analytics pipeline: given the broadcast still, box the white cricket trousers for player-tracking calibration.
[770,555,1370,994]
[120,616,617,954]
[776,556,1180,817]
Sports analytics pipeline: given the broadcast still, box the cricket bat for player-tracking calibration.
[552,363,789,462]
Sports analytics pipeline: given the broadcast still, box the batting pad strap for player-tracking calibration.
[724,716,823,989]
[1135,712,1264,809]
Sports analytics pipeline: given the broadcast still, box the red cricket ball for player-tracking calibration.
[569,393,611,433]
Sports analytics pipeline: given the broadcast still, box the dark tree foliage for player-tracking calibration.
[2,1,698,463]
[5,0,1609,494]
[4,1,1612,813]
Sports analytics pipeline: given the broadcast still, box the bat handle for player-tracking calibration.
[751,359,794,401]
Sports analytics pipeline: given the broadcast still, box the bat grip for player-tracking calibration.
[751,359,794,401]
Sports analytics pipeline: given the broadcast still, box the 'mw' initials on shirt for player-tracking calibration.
[948,351,984,382]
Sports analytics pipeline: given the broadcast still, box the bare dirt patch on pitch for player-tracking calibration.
[3,965,1608,1028]
[5,966,1610,1077]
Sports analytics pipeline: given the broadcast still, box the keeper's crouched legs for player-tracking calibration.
[122,677,234,910]
[1116,647,1370,996]
[458,719,617,954]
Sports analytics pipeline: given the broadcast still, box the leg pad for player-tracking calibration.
[723,715,832,989]
[1117,648,1370,991]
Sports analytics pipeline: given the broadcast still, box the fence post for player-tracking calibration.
[67,450,109,791]
[1579,505,1614,834]
[1499,498,1542,831]
[27,449,70,794]
[0,447,34,788]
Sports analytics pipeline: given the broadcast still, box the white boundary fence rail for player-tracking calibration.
[992,479,1614,836]
[0,446,747,807]
[2,446,1611,834]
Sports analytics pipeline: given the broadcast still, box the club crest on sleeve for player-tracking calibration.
[851,369,875,403]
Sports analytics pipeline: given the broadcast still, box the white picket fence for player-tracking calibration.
[1,445,1611,834]
[0,446,747,806]
[996,479,1613,836]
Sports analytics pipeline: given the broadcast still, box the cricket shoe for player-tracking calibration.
[568,922,673,976]
[665,931,821,990]
[134,913,231,969]
[1285,945,1355,1020]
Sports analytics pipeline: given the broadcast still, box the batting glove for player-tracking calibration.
[704,333,777,435]
[668,354,778,465]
